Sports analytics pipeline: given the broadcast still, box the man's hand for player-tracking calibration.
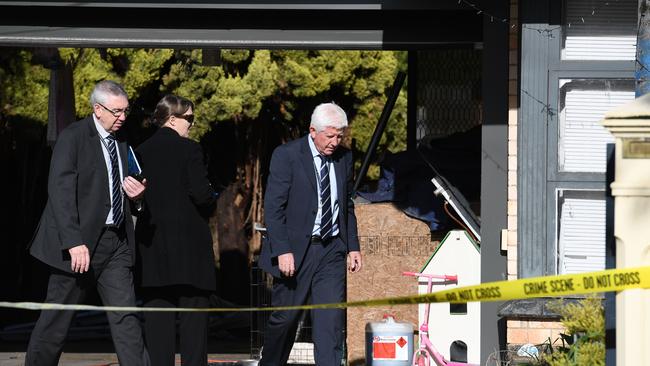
[68,245,90,273]
[278,252,295,277]
[348,251,362,273]
[123,176,147,200]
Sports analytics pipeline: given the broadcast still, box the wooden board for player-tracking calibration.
[346,202,440,364]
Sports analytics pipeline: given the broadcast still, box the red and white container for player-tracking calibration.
[365,315,414,366]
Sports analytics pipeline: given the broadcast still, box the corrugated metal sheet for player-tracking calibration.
[558,196,606,274]
[563,0,637,60]
[559,88,634,173]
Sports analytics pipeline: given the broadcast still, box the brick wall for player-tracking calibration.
[507,319,565,346]
[507,0,519,281]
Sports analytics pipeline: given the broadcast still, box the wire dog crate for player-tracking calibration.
[249,258,316,364]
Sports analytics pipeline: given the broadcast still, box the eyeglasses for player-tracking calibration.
[174,114,194,126]
[97,102,130,117]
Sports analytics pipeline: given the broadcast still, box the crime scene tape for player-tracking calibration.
[1,266,649,313]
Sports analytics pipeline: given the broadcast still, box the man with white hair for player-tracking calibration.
[259,102,363,366]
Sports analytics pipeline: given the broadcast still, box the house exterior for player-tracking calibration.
[4,0,635,363]
[504,2,636,362]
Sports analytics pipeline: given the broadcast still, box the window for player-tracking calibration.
[450,303,467,314]
[557,190,606,274]
[558,79,635,173]
[553,78,633,274]
[562,0,637,60]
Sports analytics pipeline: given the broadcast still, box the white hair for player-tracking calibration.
[89,80,128,108]
[310,102,348,132]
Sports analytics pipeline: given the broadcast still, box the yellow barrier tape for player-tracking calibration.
[1,266,649,313]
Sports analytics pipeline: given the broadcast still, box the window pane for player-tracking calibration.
[558,79,634,173]
[450,303,468,314]
[557,190,606,274]
[562,0,637,60]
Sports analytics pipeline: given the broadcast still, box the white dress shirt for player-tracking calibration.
[308,136,340,237]
[93,115,124,225]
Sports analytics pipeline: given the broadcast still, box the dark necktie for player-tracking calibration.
[106,135,123,227]
[319,156,333,240]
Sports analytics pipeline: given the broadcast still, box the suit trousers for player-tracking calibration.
[141,285,210,366]
[25,228,149,366]
[260,236,347,366]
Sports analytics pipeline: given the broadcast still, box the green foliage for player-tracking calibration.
[111,48,174,100]
[1,47,408,178]
[162,49,279,139]
[159,49,407,170]
[65,49,114,115]
[271,50,406,178]
[540,297,605,366]
[220,49,250,64]
[0,50,50,123]
[58,48,173,117]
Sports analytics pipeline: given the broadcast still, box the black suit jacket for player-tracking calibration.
[135,127,217,291]
[259,135,360,278]
[30,117,136,273]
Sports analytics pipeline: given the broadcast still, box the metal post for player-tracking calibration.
[352,71,406,195]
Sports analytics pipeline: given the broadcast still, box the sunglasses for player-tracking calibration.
[174,114,194,125]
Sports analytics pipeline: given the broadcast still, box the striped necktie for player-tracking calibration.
[319,155,333,240]
[106,135,123,227]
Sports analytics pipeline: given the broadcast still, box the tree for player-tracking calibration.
[1,47,407,305]
[0,49,50,123]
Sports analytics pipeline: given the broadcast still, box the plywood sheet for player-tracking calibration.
[346,202,439,365]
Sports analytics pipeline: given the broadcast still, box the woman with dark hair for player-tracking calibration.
[135,95,218,366]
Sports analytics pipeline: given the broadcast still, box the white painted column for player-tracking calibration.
[602,93,650,365]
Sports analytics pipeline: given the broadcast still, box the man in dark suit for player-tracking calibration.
[26,80,150,366]
[259,102,363,366]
